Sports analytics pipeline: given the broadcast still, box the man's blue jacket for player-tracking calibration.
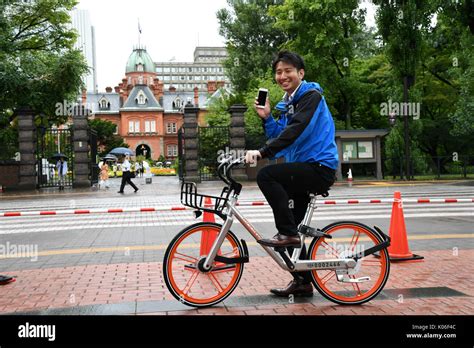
[258,80,339,170]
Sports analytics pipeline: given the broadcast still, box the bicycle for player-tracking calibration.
[163,155,391,308]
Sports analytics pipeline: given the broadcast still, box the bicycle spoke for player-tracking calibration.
[321,271,336,285]
[221,247,238,257]
[321,241,339,257]
[173,252,197,264]
[349,230,361,252]
[183,271,199,295]
[208,273,224,293]
[350,275,362,296]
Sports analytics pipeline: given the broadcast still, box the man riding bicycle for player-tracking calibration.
[245,51,339,298]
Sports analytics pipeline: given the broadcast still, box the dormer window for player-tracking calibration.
[137,63,144,72]
[135,90,148,105]
[172,97,182,110]
[98,97,110,110]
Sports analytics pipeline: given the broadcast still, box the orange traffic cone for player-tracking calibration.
[200,197,218,256]
[387,191,424,262]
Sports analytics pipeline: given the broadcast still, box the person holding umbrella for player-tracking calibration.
[53,154,68,190]
[118,155,138,194]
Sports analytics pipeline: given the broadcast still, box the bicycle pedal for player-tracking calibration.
[299,226,332,239]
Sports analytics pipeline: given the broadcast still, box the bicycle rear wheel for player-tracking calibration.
[163,222,245,308]
[308,221,390,305]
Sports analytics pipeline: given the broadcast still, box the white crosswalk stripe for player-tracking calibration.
[1,198,473,234]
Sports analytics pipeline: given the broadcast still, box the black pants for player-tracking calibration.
[257,162,336,284]
[120,171,138,192]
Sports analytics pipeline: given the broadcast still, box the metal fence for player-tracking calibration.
[36,127,74,188]
[383,156,474,180]
[198,126,230,181]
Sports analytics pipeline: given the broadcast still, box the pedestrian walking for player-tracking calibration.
[99,160,110,189]
[118,155,138,194]
[56,158,68,190]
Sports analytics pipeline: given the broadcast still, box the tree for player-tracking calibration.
[217,0,287,95]
[0,0,89,122]
[88,119,128,156]
[270,0,367,129]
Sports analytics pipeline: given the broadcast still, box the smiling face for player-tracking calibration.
[274,61,304,95]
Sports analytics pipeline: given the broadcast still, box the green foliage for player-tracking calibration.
[88,119,128,156]
[0,0,89,119]
[217,0,286,93]
[215,0,474,167]
[0,0,89,155]
[204,88,242,127]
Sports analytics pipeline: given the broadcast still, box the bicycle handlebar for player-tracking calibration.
[217,155,247,192]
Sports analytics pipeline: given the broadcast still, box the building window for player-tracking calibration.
[98,98,110,110]
[129,120,140,133]
[167,122,177,134]
[137,63,144,72]
[144,120,156,133]
[113,124,118,134]
[167,145,178,157]
[136,91,147,105]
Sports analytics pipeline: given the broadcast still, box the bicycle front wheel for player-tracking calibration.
[308,221,390,305]
[163,222,245,308]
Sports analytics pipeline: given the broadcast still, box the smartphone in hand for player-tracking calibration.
[256,88,268,109]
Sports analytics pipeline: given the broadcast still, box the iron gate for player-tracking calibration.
[36,127,74,188]
[198,126,230,181]
[89,129,99,185]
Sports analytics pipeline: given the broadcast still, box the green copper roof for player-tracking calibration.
[125,48,155,73]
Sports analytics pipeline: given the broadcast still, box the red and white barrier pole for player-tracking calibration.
[1,198,473,217]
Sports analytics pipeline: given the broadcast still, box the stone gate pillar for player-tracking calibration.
[183,104,200,182]
[17,108,37,190]
[73,106,91,187]
[229,104,248,181]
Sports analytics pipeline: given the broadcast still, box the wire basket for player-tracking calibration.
[180,182,231,214]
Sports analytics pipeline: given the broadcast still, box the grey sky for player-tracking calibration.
[76,0,230,91]
[76,0,377,92]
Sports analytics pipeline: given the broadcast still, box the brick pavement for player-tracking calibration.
[0,249,472,315]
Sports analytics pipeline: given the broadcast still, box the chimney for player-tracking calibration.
[207,81,217,94]
[105,87,113,93]
[193,87,199,106]
[81,88,87,106]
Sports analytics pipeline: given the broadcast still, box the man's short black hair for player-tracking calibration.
[272,51,305,73]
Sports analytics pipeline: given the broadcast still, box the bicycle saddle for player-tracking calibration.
[310,188,330,197]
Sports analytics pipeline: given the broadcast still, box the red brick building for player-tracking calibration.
[85,47,225,160]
